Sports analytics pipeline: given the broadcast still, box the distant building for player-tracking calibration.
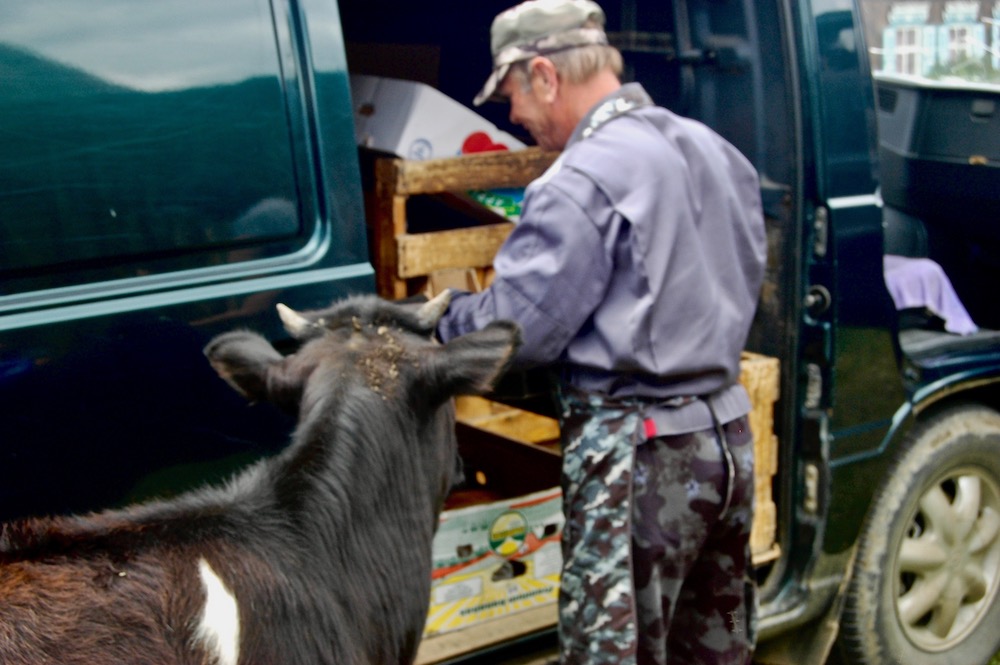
[863,0,998,77]
[993,1,1000,69]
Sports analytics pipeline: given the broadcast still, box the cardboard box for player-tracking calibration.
[425,486,563,636]
[424,403,563,637]
[350,75,528,221]
[350,74,525,161]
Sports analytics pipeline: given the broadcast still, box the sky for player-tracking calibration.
[1,0,279,91]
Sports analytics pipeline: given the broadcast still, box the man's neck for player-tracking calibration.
[566,70,622,123]
[551,70,622,147]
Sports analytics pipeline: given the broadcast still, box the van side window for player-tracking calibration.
[0,0,300,290]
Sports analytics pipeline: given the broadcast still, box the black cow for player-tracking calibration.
[0,291,520,665]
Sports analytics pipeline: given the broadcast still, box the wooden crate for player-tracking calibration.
[371,147,559,298]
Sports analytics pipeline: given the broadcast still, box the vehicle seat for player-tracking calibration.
[881,207,1000,369]
[882,205,928,258]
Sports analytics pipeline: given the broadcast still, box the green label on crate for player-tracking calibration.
[488,510,528,557]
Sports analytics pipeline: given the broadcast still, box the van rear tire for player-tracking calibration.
[837,404,1000,665]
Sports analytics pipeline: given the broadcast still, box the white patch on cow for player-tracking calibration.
[195,557,241,665]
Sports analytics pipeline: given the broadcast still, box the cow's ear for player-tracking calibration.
[427,321,521,399]
[204,330,284,402]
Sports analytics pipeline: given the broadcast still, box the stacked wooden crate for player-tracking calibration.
[371,147,559,299]
[739,352,781,564]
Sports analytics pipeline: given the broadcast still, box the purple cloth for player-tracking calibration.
[884,254,978,335]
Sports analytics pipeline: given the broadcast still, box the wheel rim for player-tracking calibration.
[895,465,1000,651]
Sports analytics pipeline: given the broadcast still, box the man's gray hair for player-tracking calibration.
[547,42,623,84]
[509,42,623,91]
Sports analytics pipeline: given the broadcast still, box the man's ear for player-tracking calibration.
[529,56,559,103]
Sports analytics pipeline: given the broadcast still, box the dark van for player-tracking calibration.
[3,2,1000,665]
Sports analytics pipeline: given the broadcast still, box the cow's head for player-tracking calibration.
[203,291,521,514]
[205,291,519,409]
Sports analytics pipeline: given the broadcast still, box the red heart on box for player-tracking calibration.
[462,131,509,154]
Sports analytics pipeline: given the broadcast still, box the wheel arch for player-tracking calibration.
[911,371,1000,421]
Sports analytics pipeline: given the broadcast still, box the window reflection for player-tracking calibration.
[3,0,278,92]
[0,0,300,286]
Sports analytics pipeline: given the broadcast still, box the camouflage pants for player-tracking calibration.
[557,389,757,665]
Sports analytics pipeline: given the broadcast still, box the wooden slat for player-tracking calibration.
[373,158,410,298]
[464,410,561,446]
[454,395,506,420]
[396,223,514,278]
[390,147,560,196]
[456,397,561,445]
[739,352,780,561]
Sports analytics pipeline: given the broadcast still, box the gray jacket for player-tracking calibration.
[437,83,767,433]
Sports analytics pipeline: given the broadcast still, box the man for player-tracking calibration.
[435,1,767,663]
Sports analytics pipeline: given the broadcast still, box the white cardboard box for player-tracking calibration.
[350,74,525,160]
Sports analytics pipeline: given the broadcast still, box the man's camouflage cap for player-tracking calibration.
[474,0,607,106]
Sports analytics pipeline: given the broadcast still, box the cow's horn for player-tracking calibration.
[276,303,311,336]
[417,289,452,329]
